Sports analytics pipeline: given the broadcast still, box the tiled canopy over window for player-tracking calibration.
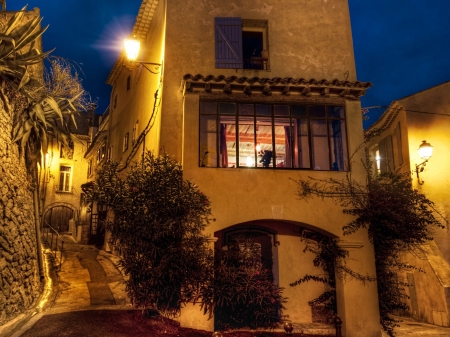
[199,101,348,171]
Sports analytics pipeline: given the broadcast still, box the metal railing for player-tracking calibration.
[42,220,64,271]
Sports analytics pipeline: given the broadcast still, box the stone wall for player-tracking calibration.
[0,82,41,324]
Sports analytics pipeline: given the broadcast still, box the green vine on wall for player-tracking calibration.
[291,168,448,336]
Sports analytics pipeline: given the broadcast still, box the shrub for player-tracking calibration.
[88,152,214,317]
[203,237,286,330]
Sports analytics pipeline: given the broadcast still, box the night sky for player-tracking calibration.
[8,1,450,129]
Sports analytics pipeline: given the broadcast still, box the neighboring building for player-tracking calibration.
[82,107,110,246]
[40,111,91,240]
[366,81,450,327]
[105,1,381,336]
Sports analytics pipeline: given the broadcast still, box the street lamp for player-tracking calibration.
[124,37,162,73]
[415,140,433,185]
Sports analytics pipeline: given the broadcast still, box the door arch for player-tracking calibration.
[43,202,77,233]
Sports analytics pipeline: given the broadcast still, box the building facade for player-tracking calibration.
[105,1,381,336]
[40,111,91,241]
[366,81,450,327]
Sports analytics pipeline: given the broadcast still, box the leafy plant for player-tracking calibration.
[0,5,53,90]
[0,5,93,167]
[293,169,447,336]
[85,152,214,317]
[202,237,286,331]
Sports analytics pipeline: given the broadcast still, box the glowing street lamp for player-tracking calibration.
[123,37,162,72]
[124,38,140,61]
[415,140,433,185]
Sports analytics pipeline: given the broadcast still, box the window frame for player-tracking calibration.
[123,132,129,152]
[199,100,349,171]
[58,165,73,193]
[215,17,269,70]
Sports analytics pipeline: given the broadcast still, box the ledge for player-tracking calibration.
[183,74,372,100]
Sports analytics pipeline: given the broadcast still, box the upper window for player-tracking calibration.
[215,17,269,70]
[97,143,106,163]
[127,75,131,91]
[123,132,129,152]
[58,166,72,193]
[199,101,348,171]
[373,134,395,174]
[60,140,74,159]
[132,120,139,144]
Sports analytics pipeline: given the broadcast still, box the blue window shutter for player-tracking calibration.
[215,17,243,69]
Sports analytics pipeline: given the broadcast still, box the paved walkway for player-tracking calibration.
[1,236,449,336]
[0,236,132,337]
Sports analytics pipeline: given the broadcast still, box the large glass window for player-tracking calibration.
[199,101,348,171]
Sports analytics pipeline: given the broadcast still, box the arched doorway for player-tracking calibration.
[215,219,339,326]
[43,203,77,233]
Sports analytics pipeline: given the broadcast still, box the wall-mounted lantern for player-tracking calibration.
[415,140,433,185]
[124,37,162,73]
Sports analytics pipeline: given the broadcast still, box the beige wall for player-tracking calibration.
[365,81,450,327]
[43,136,89,222]
[108,1,166,166]
[107,1,382,335]
[400,83,450,262]
[161,0,357,159]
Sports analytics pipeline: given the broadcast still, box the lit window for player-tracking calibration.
[58,166,72,192]
[375,148,381,175]
[199,101,348,171]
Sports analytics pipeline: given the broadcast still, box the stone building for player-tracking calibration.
[0,7,45,324]
[104,1,381,336]
[366,81,450,327]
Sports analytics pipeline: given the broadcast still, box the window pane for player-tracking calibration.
[274,105,289,116]
[200,101,217,114]
[64,173,70,191]
[219,102,236,115]
[220,116,237,168]
[328,106,344,118]
[311,119,330,170]
[59,172,65,190]
[256,104,271,116]
[238,104,254,115]
[329,119,348,171]
[199,115,218,167]
[274,118,291,168]
[294,118,310,168]
[291,105,307,117]
[310,105,326,118]
[256,117,273,167]
[238,116,255,167]
[242,31,263,69]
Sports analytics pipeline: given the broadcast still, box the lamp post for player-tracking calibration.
[124,37,162,72]
[415,140,433,185]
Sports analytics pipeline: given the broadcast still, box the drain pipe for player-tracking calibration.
[33,182,44,280]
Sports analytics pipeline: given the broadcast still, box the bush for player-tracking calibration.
[202,237,286,330]
[88,152,214,317]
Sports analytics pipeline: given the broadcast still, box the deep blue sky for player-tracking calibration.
[9,1,450,129]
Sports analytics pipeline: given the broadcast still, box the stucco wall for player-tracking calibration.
[161,0,357,159]
[0,83,41,324]
[399,83,450,263]
[107,1,166,166]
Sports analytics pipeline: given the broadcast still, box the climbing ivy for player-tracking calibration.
[292,169,447,336]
